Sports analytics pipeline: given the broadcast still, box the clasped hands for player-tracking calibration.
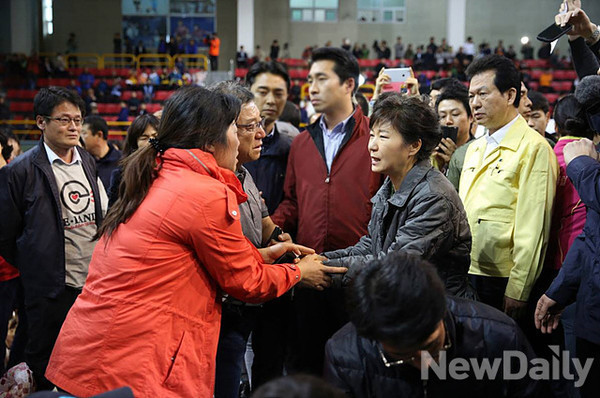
[261,243,343,291]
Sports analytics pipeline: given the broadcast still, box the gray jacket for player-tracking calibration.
[324,160,473,298]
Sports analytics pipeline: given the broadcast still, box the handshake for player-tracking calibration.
[261,242,347,291]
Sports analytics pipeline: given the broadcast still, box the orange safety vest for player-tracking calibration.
[209,37,220,56]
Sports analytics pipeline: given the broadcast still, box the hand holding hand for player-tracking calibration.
[296,255,347,291]
[261,242,315,264]
[563,138,599,166]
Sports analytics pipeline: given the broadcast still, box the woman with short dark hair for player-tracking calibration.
[324,93,474,298]
[45,86,339,397]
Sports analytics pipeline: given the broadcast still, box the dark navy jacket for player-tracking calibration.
[0,140,104,304]
[324,297,539,398]
[96,145,122,189]
[546,155,600,345]
[245,121,298,214]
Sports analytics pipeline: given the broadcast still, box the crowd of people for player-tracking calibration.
[0,1,600,397]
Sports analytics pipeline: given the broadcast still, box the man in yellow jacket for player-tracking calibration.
[459,55,558,319]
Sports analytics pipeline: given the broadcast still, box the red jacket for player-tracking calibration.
[45,149,300,397]
[272,107,382,252]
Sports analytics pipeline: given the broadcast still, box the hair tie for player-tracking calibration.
[148,137,166,153]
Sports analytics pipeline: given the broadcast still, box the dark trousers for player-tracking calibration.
[210,55,218,71]
[287,288,348,375]
[25,286,80,390]
[469,274,509,311]
[251,294,294,389]
[576,338,600,398]
[1,277,27,374]
[214,303,260,398]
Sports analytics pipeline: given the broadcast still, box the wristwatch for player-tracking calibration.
[585,24,600,45]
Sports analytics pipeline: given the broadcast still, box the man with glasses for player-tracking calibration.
[0,87,107,390]
[210,82,294,398]
[324,252,539,397]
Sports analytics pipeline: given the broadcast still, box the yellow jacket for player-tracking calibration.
[459,116,558,301]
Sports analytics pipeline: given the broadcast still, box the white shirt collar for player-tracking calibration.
[44,141,81,165]
[485,114,520,146]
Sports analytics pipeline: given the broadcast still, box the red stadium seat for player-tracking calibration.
[146,103,162,113]
[97,103,121,114]
[37,78,51,87]
[283,58,307,68]
[559,81,573,92]
[9,102,34,112]
[103,115,118,121]
[121,91,142,101]
[529,70,544,80]
[544,93,560,104]
[289,69,309,79]
[154,91,175,101]
[21,90,38,99]
[564,70,577,80]
[6,89,19,99]
[235,68,248,79]
[528,81,539,91]
[553,70,568,80]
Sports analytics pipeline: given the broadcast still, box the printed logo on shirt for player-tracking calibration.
[60,180,92,215]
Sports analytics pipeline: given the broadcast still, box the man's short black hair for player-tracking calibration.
[431,77,465,93]
[245,61,291,91]
[0,128,13,161]
[310,47,360,95]
[210,80,254,105]
[34,86,86,120]
[354,91,369,117]
[528,91,550,114]
[347,252,447,349]
[436,83,472,118]
[370,93,441,162]
[84,115,109,140]
[466,54,521,107]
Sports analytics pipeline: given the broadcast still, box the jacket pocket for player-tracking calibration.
[472,212,513,265]
[163,331,189,388]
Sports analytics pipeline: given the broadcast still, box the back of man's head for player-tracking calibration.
[34,86,85,120]
[245,61,291,91]
[84,115,109,140]
[252,375,345,398]
[210,80,254,105]
[466,54,521,107]
[528,91,549,114]
[347,252,446,349]
[310,47,360,95]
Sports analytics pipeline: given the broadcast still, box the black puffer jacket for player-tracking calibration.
[324,160,473,297]
[324,297,539,398]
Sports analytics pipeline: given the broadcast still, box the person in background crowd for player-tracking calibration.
[0,87,108,390]
[5,130,22,162]
[324,94,473,298]
[205,32,220,70]
[237,45,249,68]
[254,45,265,63]
[107,114,159,207]
[518,81,533,119]
[117,101,129,122]
[394,36,405,59]
[527,91,557,146]
[44,86,341,397]
[325,252,539,397]
[252,375,345,398]
[272,47,382,376]
[460,55,558,319]
[78,68,94,92]
[281,42,290,59]
[81,115,122,189]
[435,83,477,190]
[270,40,280,60]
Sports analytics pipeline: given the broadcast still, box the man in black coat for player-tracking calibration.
[324,252,541,397]
[0,87,106,390]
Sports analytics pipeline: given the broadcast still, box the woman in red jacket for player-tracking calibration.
[45,87,342,397]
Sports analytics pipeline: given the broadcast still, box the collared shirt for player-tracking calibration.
[483,114,519,158]
[319,110,355,172]
[235,166,269,248]
[44,141,81,165]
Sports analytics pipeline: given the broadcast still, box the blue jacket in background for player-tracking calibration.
[96,145,122,190]
[245,121,298,214]
[546,155,600,345]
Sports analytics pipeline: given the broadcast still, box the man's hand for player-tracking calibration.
[296,254,347,291]
[433,138,457,169]
[563,138,599,166]
[535,294,564,334]
[404,67,420,97]
[503,296,527,319]
[260,242,314,264]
